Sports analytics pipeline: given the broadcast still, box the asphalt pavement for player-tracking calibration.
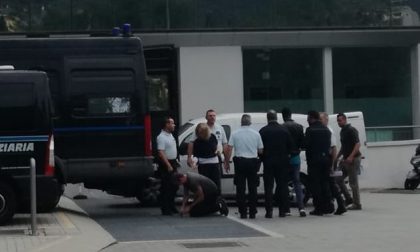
[2,186,419,252]
[91,189,420,252]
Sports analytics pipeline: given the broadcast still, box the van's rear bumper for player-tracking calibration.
[65,156,155,183]
[14,175,59,204]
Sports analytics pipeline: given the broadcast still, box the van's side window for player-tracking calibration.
[0,83,39,132]
[88,97,131,115]
[179,133,192,155]
[222,125,231,141]
[71,96,133,117]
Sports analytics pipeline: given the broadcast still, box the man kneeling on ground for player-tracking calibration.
[176,172,228,217]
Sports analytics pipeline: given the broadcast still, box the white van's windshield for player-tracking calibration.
[179,122,194,135]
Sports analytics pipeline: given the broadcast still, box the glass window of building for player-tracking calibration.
[1,1,420,32]
[243,48,323,113]
[333,47,412,141]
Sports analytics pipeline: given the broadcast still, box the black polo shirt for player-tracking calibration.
[340,124,361,159]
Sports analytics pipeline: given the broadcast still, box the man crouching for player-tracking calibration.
[176,172,228,217]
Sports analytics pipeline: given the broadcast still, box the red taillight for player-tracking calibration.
[44,135,55,176]
[144,114,152,156]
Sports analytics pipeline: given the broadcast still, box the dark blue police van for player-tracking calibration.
[0,69,58,224]
[0,36,156,214]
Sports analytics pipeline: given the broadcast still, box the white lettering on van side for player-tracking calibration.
[0,143,34,152]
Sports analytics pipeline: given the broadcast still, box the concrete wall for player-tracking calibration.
[179,46,244,123]
[361,140,420,188]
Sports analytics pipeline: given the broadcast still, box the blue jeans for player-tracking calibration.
[290,163,305,210]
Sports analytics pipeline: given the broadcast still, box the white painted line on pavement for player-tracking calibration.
[119,236,268,245]
[227,215,285,238]
[32,235,72,252]
[54,212,76,229]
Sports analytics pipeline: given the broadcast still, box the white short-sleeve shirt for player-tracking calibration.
[328,126,337,147]
[157,130,177,160]
[228,126,263,158]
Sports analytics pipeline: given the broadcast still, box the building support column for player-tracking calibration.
[411,44,420,139]
[323,47,334,114]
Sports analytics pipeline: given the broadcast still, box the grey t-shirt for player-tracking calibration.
[184,172,217,196]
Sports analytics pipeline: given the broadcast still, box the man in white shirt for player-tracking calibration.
[225,114,263,219]
[320,112,346,215]
[156,116,179,215]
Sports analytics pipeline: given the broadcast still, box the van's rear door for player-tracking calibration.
[0,72,51,176]
[54,56,147,160]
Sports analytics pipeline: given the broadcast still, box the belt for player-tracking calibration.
[235,157,258,160]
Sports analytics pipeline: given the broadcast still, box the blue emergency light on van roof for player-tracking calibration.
[112,27,121,36]
[122,23,132,37]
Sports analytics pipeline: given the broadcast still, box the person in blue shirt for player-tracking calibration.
[225,114,263,219]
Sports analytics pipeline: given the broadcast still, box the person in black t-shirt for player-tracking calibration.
[193,123,221,194]
[337,112,362,210]
[176,172,228,217]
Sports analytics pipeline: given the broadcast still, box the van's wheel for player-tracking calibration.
[404,179,411,190]
[0,183,17,225]
[37,183,63,213]
[136,178,160,207]
[405,179,419,190]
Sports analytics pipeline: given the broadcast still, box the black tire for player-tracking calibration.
[0,182,17,225]
[136,178,161,207]
[404,179,419,190]
[37,182,64,213]
[404,179,411,190]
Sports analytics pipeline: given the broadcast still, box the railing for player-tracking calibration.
[366,125,420,142]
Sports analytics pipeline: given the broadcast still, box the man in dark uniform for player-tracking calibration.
[176,172,228,217]
[305,111,333,216]
[259,110,293,218]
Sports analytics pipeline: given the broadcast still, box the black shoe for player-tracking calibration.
[345,198,353,206]
[347,204,362,210]
[171,206,179,214]
[161,210,173,216]
[279,212,286,218]
[240,213,247,219]
[217,198,229,216]
[299,209,307,217]
[309,210,323,216]
[265,212,273,218]
[334,207,347,215]
[323,204,335,214]
[249,213,256,219]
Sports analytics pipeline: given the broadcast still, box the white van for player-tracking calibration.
[178,112,367,198]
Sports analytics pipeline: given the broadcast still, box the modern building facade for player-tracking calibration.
[138,28,420,142]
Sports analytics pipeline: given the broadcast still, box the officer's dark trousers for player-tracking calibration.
[189,194,219,217]
[263,159,289,214]
[329,177,345,210]
[198,163,221,195]
[159,160,178,213]
[233,157,260,216]
[308,158,333,213]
